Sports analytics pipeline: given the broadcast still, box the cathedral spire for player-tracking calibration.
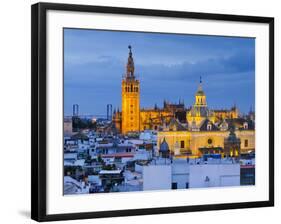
[126,45,135,78]
[195,76,207,106]
[198,76,203,92]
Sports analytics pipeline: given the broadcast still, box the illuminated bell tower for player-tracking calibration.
[121,45,140,134]
[187,76,215,126]
[195,76,207,107]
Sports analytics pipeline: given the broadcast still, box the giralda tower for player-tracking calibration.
[121,45,140,134]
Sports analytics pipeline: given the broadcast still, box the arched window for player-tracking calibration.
[136,87,138,92]
[131,84,133,92]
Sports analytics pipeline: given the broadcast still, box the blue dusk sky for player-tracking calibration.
[64,28,255,116]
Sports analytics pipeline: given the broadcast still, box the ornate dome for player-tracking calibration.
[196,76,205,96]
[196,89,205,96]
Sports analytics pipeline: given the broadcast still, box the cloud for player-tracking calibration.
[138,50,255,82]
[63,29,255,115]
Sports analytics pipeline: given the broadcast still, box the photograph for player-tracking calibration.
[63,28,256,195]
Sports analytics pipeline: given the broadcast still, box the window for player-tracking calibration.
[131,84,133,92]
[207,138,213,145]
[180,140,185,149]
[186,182,189,189]
[135,87,138,92]
[245,139,248,147]
[207,123,212,131]
[172,182,177,189]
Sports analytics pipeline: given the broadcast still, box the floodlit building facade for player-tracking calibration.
[157,79,255,157]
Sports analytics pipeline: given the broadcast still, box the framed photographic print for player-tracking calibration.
[31,2,274,222]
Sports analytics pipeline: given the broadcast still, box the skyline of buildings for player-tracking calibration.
[63,30,255,194]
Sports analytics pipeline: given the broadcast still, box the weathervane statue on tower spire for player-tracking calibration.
[126,45,135,78]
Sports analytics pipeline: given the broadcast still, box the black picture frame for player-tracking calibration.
[31,2,274,222]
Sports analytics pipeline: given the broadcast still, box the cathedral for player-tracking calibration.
[112,46,255,157]
[113,46,176,134]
